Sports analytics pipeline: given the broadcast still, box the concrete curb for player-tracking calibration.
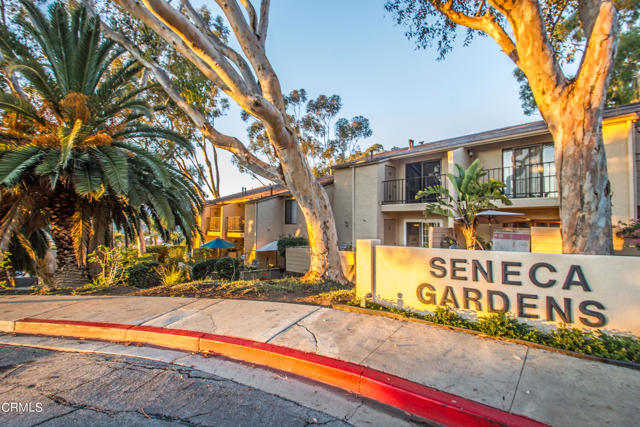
[14,317,546,427]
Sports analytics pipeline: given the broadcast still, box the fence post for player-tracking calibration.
[356,239,380,301]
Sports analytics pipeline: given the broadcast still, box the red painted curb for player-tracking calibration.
[15,318,546,427]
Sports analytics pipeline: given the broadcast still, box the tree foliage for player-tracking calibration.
[0,2,202,284]
[81,0,231,198]
[416,160,512,250]
[386,0,639,114]
[241,89,373,176]
[511,0,640,114]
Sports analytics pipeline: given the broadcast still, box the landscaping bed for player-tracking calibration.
[8,277,354,306]
[347,299,640,364]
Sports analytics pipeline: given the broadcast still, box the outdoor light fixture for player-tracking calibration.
[467,149,474,157]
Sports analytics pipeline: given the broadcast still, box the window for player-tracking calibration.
[285,200,297,224]
[502,143,556,198]
[404,160,441,203]
[405,220,442,247]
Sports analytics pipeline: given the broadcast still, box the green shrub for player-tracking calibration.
[277,236,308,258]
[426,307,475,329]
[477,312,544,343]
[167,245,186,261]
[192,259,218,280]
[192,248,217,263]
[146,245,185,263]
[215,257,240,280]
[349,300,640,363]
[126,261,161,288]
[146,246,170,263]
[156,265,186,287]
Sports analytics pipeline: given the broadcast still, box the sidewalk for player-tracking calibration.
[1,295,638,426]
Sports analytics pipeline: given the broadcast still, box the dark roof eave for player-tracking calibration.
[333,101,640,170]
[205,176,334,206]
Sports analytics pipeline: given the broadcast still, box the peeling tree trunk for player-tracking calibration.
[505,0,619,255]
[546,101,614,254]
[278,144,345,282]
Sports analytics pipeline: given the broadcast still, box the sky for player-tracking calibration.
[194,0,540,197]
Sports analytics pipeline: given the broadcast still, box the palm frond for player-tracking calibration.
[0,146,43,187]
[93,146,128,194]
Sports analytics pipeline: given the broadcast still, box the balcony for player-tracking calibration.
[382,162,557,205]
[227,216,245,234]
[208,216,221,233]
[382,174,445,204]
[482,162,557,199]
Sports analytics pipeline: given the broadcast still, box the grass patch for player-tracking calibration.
[349,300,640,364]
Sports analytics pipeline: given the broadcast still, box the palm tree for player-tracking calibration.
[0,1,202,287]
[416,160,512,250]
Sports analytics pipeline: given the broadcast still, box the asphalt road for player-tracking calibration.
[0,345,351,426]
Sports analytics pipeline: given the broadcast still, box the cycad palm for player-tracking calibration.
[0,2,202,286]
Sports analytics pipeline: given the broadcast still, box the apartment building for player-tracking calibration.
[331,102,640,251]
[200,177,334,266]
[200,102,639,259]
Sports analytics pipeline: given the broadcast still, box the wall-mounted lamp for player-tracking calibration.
[467,149,474,157]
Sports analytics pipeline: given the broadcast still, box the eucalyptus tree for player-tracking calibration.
[96,4,231,199]
[0,2,202,286]
[93,0,352,283]
[386,0,622,254]
[514,1,640,114]
[242,90,373,177]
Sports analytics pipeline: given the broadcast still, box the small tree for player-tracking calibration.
[416,160,512,250]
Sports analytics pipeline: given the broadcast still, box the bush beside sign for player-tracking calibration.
[356,240,640,336]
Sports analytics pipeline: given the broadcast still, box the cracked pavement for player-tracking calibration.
[0,345,351,427]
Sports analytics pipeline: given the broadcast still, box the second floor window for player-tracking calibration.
[285,199,297,224]
[405,160,441,203]
[502,143,557,198]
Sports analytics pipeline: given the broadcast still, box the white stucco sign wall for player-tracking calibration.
[356,240,640,336]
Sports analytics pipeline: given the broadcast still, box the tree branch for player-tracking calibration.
[180,0,259,94]
[578,0,604,41]
[489,0,568,106]
[573,1,619,108]
[213,0,285,112]
[116,0,250,97]
[122,0,284,126]
[239,0,258,32]
[83,1,282,184]
[257,0,270,46]
[431,0,518,63]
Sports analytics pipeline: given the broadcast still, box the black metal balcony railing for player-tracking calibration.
[382,174,445,204]
[482,162,557,199]
[382,162,558,204]
[227,216,245,233]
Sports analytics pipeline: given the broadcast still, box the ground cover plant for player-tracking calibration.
[349,300,640,363]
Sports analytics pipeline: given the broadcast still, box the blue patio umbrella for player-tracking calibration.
[200,238,236,249]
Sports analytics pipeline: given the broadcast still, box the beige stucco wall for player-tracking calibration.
[353,163,384,244]
[357,241,640,335]
[385,151,448,181]
[333,168,354,248]
[603,118,636,223]
[244,202,257,259]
